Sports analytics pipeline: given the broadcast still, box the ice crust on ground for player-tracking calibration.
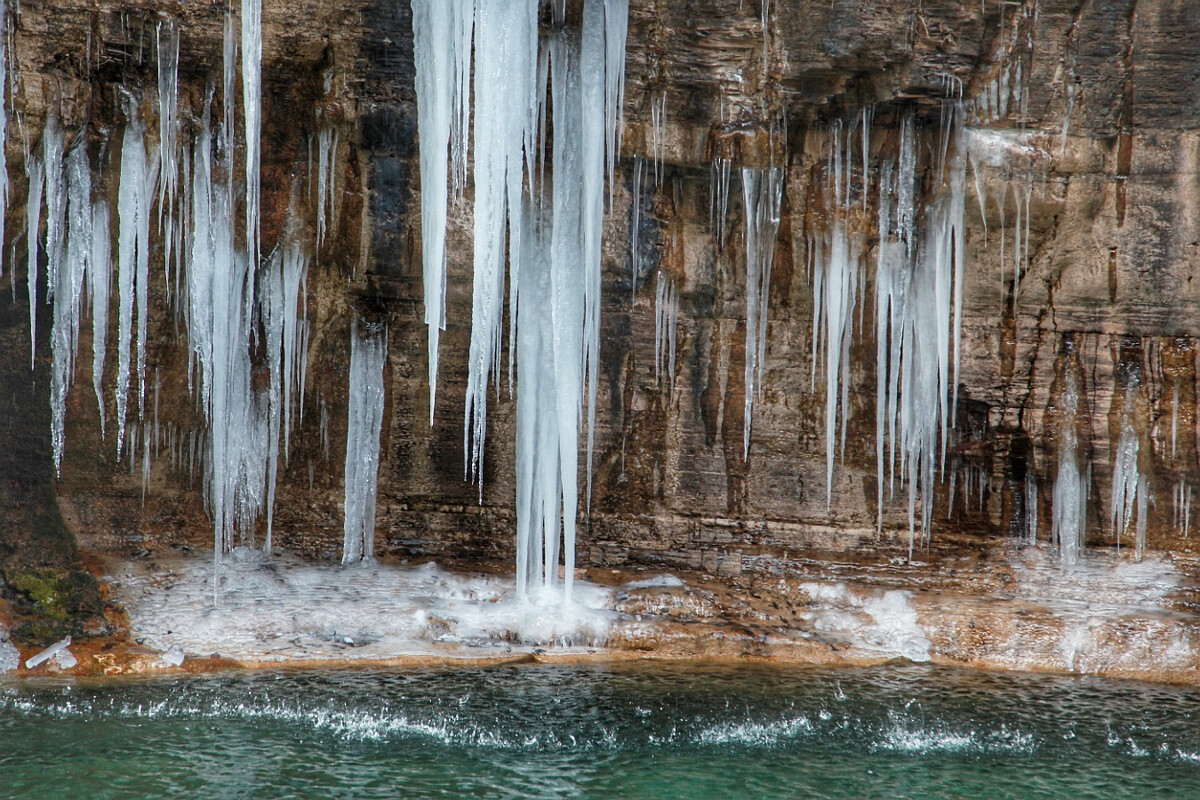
[107,552,615,662]
[799,583,931,663]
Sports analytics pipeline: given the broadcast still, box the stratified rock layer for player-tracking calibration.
[4,1,1200,669]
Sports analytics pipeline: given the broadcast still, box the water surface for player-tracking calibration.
[3,662,1199,798]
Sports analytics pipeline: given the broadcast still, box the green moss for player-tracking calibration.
[10,569,74,622]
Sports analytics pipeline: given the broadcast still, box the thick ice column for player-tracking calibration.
[581,0,606,512]
[90,200,111,434]
[342,320,387,564]
[548,29,586,602]
[464,0,538,488]
[412,0,454,422]
[50,142,93,474]
[1052,369,1086,565]
[242,0,262,268]
[603,0,629,204]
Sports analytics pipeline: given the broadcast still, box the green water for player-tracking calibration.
[2,662,1199,798]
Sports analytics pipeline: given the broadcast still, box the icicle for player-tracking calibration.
[581,0,606,514]
[23,152,43,368]
[1052,369,1086,566]
[90,200,111,434]
[1135,474,1149,561]
[603,0,629,207]
[651,90,667,185]
[464,0,539,489]
[342,319,387,564]
[49,141,93,474]
[870,104,967,551]
[742,166,783,460]
[242,0,262,269]
[261,240,310,553]
[1110,381,1141,549]
[1171,383,1179,459]
[630,154,643,297]
[157,17,180,294]
[412,0,454,423]
[1024,468,1038,543]
[115,117,147,453]
[450,0,474,199]
[711,156,731,249]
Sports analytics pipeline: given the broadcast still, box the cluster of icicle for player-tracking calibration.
[1110,378,1149,561]
[806,102,967,559]
[342,320,387,564]
[1051,368,1087,566]
[19,7,329,565]
[411,0,628,601]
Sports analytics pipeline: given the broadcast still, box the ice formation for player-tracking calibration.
[811,123,865,487]
[342,320,387,564]
[654,271,678,391]
[742,167,783,458]
[870,106,967,554]
[1052,370,1087,566]
[1110,381,1144,554]
[463,0,538,489]
[24,636,71,670]
[242,0,262,267]
[49,140,93,474]
[1174,479,1191,538]
[711,156,731,249]
[411,0,454,421]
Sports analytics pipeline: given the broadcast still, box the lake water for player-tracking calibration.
[2,662,1199,798]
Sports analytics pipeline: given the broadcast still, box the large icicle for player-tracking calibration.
[464,0,538,487]
[581,0,606,510]
[1110,380,1143,551]
[872,105,967,554]
[241,0,262,268]
[25,152,43,368]
[115,118,145,453]
[1051,368,1087,565]
[412,0,454,423]
[603,0,630,203]
[342,319,387,564]
[261,241,310,553]
[742,166,784,459]
[50,141,93,474]
[157,17,180,295]
[90,200,111,434]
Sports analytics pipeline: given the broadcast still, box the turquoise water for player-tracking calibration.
[2,662,1200,798]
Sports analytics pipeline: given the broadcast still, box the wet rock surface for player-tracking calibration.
[2,0,1200,676]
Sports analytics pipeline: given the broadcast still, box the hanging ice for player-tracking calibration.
[262,241,310,552]
[654,271,678,391]
[114,111,160,455]
[242,0,262,267]
[742,167,783,459]
[463,0,538,488]
[90,200,111,434]
[315,125,339,249]
[342,319,387,564]
[50,140,93,474]
[1110,380,1143,552]
[157,17,180,296]
[411,0,454,422]
[1051,369,1087,566]
[871,105,967,555]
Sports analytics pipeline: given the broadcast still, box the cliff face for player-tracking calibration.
[5,0,1200,640]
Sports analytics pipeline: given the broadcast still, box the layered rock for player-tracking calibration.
[3,0,1200,659]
